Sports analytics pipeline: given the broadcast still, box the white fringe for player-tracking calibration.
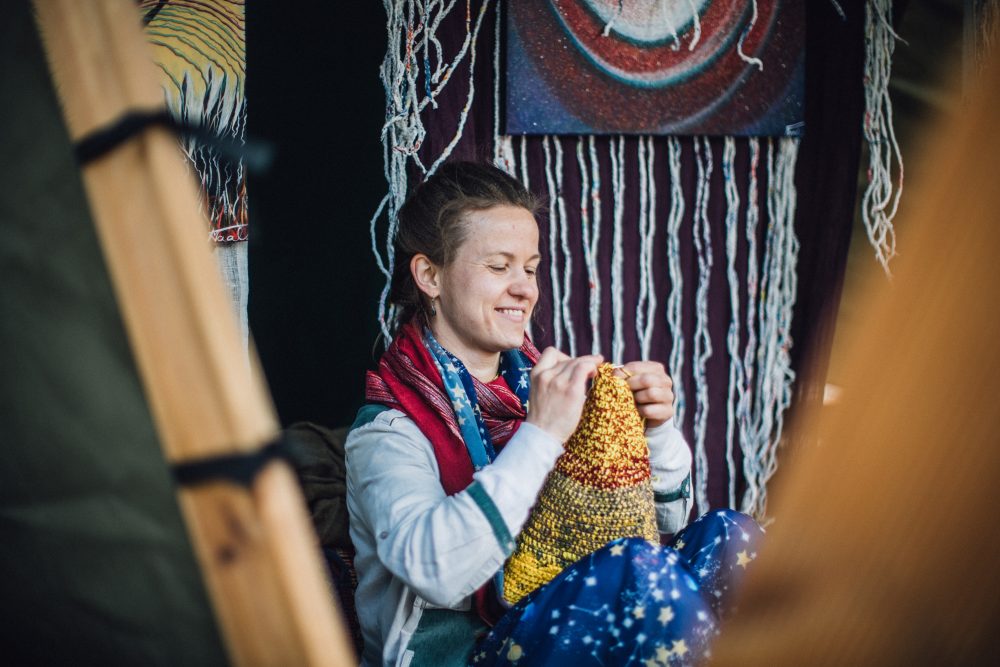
[578,137,602,355]
[610,136,626,365]
[862,0,903,275]
[692,137,714,517]
[542,136,564,350]
[665,137,686,429]
[722,137,743,511]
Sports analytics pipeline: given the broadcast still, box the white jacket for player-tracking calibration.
[345,410,692,667]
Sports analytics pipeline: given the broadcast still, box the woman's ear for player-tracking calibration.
[410,253,440,299]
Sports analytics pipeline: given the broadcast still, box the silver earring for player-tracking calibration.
[429,297,437,317]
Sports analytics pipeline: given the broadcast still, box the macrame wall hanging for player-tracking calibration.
[370,0,891,520]
[140,0,250,345]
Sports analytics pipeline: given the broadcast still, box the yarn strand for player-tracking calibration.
[665,137,686,429]
[692,137,714,517]
[610,136,627,364]
[554,137,577,356]
[722,137,743,510]
[543,136,564,350]
[862,0,904,274]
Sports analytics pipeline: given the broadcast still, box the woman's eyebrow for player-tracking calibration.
[483,251,542,262]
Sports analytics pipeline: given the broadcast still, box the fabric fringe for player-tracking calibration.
[665,137,686,430]
[862,0,904,275]
[722,137,742,511]
[691,138,715,517]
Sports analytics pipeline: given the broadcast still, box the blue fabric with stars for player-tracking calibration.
[471,510,764,666]
[423,328,532,471]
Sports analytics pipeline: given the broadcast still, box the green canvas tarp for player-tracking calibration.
[0,2,228,664]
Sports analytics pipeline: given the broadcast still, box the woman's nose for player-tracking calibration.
[508,272,537,298]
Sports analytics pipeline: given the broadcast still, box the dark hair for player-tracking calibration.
[389,161,540,330]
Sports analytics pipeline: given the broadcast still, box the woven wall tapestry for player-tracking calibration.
[506,0,805,136]
[140,0,250,347]
[371,0,885,520]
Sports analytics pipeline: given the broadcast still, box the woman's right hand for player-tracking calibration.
[525,347,603,443]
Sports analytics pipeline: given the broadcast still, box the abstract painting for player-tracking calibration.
[506,0,805,136]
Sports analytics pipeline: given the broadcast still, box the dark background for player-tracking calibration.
[247,2,387,429]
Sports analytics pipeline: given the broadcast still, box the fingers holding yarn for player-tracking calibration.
[533,346,569,373]
[621,361,676,428]
[527,351,603,443]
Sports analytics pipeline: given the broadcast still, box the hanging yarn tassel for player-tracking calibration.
[643,138,658,360]
[665,137,686,430]
[685,0,704,49]
[554,138,577,356]
[766,138,801,504]
[636,137,658,359]
[738,138,763,512]
[637,138,650,358]
[742,138,800,520]
[610,136,627,364]
[492,0,515,174]
[542,136,564,350]
[862,0,904,275]
[577,137,603,355]
[737,0,765,71]
[517,135,533,340]
[722,137,743,511]
[691,137,714,517]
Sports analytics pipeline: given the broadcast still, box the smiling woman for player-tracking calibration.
[412,205,541,380]
[344,162,751,667]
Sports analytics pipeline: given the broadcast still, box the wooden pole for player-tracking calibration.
[32,2,355,665]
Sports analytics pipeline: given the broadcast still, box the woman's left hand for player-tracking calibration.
[621,361,675,430]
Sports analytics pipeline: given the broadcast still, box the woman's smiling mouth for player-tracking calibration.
[496,307,526,322]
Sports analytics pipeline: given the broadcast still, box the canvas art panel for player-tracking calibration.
[506,0,805,136]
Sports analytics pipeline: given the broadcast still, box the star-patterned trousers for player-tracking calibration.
[472,509,763,666]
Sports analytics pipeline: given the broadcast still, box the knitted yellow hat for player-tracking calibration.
[503,363,658,604]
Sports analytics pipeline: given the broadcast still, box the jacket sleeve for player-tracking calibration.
[645,418,693,534]
[345,412,562,608]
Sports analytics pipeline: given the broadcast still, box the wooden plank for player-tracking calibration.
[32,2,354,665]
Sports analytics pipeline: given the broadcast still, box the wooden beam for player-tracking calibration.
[32,2,354,664]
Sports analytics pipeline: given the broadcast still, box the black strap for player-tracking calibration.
[73,109,273,171]
[172,438,290,488]
[74,110,176,165]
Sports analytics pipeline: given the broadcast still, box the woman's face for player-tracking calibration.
[431,205,540,367]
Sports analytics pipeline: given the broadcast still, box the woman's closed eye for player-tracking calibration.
[487,263,538,278]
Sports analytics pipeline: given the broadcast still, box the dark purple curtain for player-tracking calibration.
[398,0,865,513]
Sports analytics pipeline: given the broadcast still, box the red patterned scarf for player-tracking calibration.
[365,318,540,495]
